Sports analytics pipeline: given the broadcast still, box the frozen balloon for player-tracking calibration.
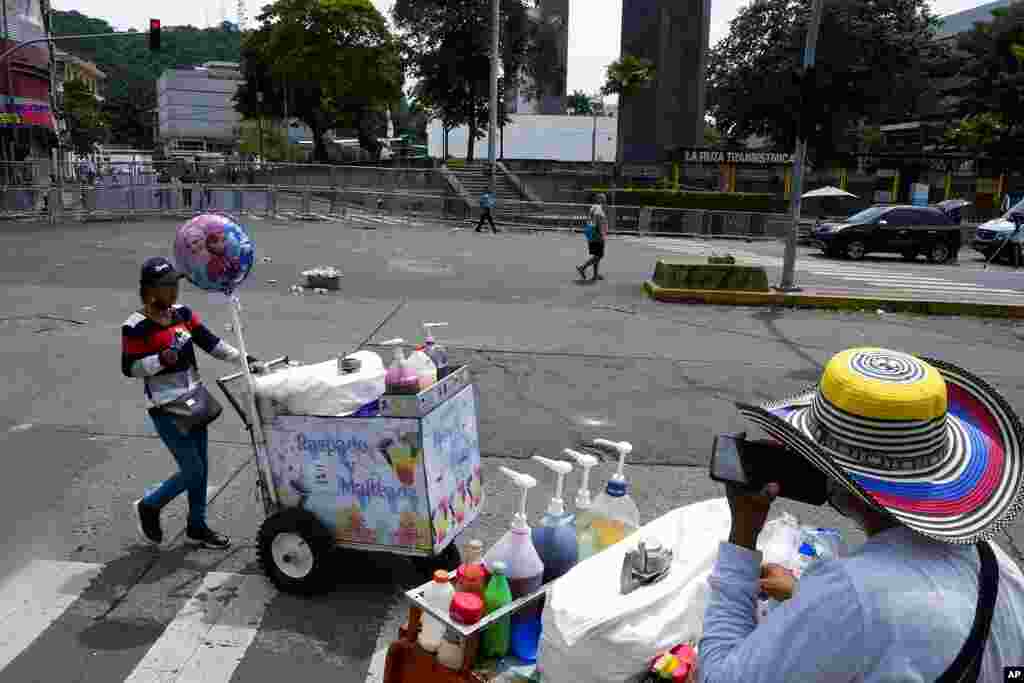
[174,213,254,294]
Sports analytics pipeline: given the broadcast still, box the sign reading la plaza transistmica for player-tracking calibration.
[680,149,795,165]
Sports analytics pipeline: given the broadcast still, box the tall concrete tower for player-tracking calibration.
[618,0,711,163]
[507,0,569,115]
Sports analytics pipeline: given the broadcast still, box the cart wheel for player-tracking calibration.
[411,543,462,580]
[258,508,336,596]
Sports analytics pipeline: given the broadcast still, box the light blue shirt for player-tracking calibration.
[699,526,1024,682]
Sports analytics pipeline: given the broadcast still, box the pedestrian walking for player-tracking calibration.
[124,257,260,549]
[577,193,608,281]
[476,190,498,233]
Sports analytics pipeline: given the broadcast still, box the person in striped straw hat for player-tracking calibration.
[699,347,1024,683]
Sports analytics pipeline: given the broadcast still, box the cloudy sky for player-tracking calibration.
[52,0,991,97]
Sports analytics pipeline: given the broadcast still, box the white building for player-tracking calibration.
[157,61,244,156]
[429,113,616,161]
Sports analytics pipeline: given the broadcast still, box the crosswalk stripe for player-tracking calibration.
[123,572,275,683]
[0,560,102,671]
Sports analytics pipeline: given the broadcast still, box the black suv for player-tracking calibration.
[812,205,962,263]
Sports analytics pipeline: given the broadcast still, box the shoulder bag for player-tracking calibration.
[152,384,224,435]
[936,540,999,683]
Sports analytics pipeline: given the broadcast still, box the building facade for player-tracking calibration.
[156,61,243,156]
[0,0,55,173]
[505,0,569,116]
[617,0,711,163]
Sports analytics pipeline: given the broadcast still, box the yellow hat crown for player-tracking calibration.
[819,348,947,422]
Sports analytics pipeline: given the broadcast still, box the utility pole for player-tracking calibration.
[487,0,499,195]
[257,91,264,162]
[777,0,825,292]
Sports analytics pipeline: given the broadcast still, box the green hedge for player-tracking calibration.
[588,188,788,212]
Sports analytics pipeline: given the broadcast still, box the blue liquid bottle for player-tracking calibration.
[483,467,545,663]
[530,455,579,584]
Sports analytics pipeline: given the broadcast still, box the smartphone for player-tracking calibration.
[710,432,829,506]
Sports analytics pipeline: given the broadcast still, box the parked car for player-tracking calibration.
[812,204,962,263]
[972,197,1024,263]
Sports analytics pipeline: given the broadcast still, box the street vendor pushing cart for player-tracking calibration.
[124,256,261,549]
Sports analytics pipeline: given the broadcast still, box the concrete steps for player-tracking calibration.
[446,165,523,216]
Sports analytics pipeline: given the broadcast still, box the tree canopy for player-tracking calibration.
[568,90,593,116]
[61,79,108,155]
[234,0,402,162]
[942,2,1024,165]
[392,0,556,161]
[602,54,655,165]
[706,0,944,165]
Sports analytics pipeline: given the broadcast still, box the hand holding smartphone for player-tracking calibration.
[710,432,828,506]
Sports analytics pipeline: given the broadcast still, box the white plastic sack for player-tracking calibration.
[538,497,732,683]
[253,351,385,417]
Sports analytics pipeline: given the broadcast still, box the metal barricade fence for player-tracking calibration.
[0,159,810,238]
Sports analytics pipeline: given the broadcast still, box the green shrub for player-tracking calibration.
[588,188,787,212]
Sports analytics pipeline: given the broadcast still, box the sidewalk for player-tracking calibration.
[644,280,1024,318]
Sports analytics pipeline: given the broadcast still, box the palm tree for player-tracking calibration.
[601,54,656,164]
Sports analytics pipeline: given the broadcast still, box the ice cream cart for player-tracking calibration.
[217,356,484,595]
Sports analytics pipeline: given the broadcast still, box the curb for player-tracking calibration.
[642,281,1024,319]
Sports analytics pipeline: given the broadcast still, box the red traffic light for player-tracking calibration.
[149,19,161,50]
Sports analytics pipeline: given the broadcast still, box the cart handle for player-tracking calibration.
[215,355,289,430]
[219,355,290,384]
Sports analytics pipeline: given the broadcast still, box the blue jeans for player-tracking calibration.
[143,411,209,530]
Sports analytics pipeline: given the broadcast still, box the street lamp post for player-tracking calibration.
[778,0,826,292]
[487,0,499,195]
[256,92,264,162]
[591,95,603,164]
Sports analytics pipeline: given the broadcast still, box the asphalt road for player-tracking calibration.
[1,214,1023,683]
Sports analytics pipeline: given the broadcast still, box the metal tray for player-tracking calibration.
[404,578,549,639]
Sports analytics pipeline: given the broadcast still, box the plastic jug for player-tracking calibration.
[408,345,438,390]
[481,560,513,660]
[564,447,599,561]
[380,338,419,395]
[482,466,544,662]
[423,322,451,379]
[589,439,640,552]
[530,455,579,584]
[419,570,455,653]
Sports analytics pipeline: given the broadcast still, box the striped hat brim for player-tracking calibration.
[736,355,1024,545]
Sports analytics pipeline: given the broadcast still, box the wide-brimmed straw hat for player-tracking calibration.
[737,347,1024,545]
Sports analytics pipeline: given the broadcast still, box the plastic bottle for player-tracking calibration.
[419,570,455,653]
[423,322,451,379]
[530,455,579,584]
[456,539,489,588]
[380,339,419,395]
[407,345,438,390]
[793,542,819,580]
[482,466,544,662]
[564,448,599,561]
[455,564,487,599]
[481,560,513,660]
[589,439,641,552]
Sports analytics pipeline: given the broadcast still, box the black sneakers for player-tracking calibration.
[186,526,231,549]
[135,499,163,546]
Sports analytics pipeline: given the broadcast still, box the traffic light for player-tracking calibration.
[149,19,161,51]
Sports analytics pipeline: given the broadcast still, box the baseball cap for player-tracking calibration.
[140,257,184,287]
